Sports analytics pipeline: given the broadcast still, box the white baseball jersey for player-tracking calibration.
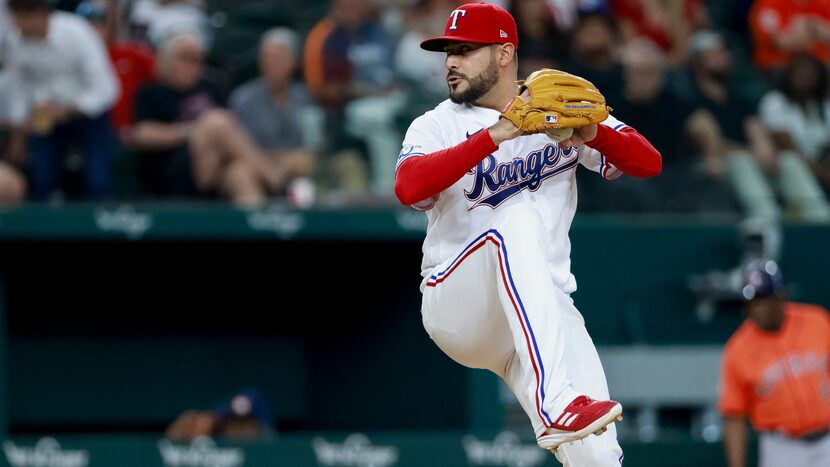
[399,99,626,293]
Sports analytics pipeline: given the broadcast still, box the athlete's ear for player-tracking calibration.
[497,43,516,67]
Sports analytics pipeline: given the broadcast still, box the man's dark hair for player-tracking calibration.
[7,0,55,12]
[573,11,620,38]
[780,54,829,122]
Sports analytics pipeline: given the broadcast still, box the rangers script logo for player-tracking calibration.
[464,130,578,209]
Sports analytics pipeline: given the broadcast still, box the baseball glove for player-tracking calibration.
[500,69,611,134]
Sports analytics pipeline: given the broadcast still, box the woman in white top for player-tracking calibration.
[758,54,830,218]
[759,55,830,180]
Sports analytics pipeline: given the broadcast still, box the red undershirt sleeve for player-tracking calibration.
[394,130,498,207]
[585,124,662,178]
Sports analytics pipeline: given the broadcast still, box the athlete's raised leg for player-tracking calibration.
[422,204,621,453]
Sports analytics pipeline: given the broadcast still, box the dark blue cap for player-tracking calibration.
[212,387,274,429]
[741,259,785,301]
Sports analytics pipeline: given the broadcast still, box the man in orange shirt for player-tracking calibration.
[718,259,830,467]
[749,0,830,73]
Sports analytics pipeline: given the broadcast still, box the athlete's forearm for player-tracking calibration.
[722,416,748,467]
[585,124,662,178]
[394,129,498,206]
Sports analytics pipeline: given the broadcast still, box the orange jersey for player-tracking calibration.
[749,0,830,70]
[718,303,830,437]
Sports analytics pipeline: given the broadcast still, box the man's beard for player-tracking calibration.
[448,59,499,105]
[581,48,613,67]
[705,67,730,85]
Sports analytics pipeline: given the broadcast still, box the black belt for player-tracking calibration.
[800,428,830,443]
[766,428,830,442]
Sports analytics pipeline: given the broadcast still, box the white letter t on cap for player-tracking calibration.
[449,9,467,30]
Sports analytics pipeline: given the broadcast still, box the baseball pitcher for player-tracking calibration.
[394,3,662,465]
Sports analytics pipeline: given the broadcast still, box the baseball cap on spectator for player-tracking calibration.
[420,2,518,52]
[212,387,275,430]
[689,30,726,59]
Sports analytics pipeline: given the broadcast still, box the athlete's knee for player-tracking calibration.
[421,310,436,339]
[422,312,467,362]
[425,326,476,367]
[422,309,499,370]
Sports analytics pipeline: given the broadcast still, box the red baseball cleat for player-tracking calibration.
[536,395,623,451]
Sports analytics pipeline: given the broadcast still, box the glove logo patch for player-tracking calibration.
[564,104,596,110]
[545,115,558,124]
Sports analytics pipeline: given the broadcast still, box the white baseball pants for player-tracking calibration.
[421,204,624,466]
[759,431,830,467]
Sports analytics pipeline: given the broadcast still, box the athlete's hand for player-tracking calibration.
[558,123,598,148]
[489,118,522,146]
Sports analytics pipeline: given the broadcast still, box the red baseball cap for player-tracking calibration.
[420,2,518,52]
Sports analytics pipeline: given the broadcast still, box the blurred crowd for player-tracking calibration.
[0,0,828,218]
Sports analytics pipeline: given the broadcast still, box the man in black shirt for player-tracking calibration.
[609,38,740,213]
[683,30,800,220]
[563,12,624,108]
[129,32,284,205]
[688,31,776,172]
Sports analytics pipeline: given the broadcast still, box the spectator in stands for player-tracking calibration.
[0,116,27,205]
[304,0,400,194]
[124,0,157,41]
[394,0,459,150]
[304,0,394,113]
[689,31,773,168]
[686,30,780,219]
[749,0,830,76]
[129,0,208,48]
[564,11,623,105]
[0,162,26,205]
[395,0,457,103]
[689,30,830,220]
[509,0,569,77]
[586,38,738,213]
[617,40,697,170]
[542,0,610,33]
[150,0,208,48]
[759,54,830,195]
[611,0,709,65]
[0,0,24,205]
[4,0,118,200]
[0,66,27,206]
[229,28,315,198]
[78,0,156,135]
[129,32,284,206]
[166,387,275,441]
[0,76,26,207]
[0,0,13,67]
[719,259,830,467]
